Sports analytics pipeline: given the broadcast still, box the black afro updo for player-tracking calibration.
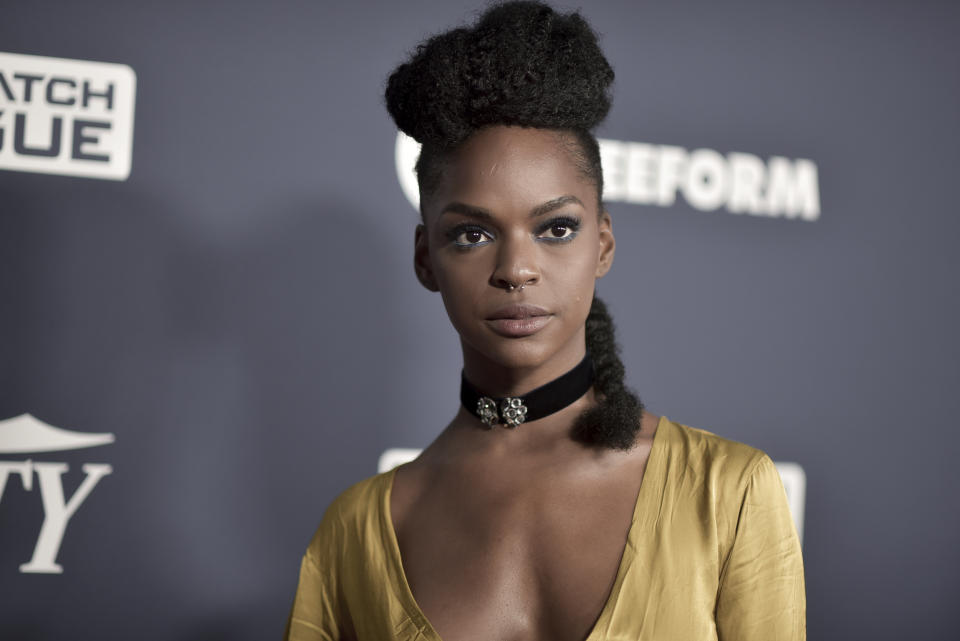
[385,0,614,150]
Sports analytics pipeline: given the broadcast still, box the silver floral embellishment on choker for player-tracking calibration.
[475,396,528,427]
[500,397,528,427]
[476,397,499,426]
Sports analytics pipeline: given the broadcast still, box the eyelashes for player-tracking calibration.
[445,215,583,248]
[535,216,582,242]
[446,224,493,248]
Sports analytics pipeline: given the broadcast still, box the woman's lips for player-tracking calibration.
[485,304,553,337]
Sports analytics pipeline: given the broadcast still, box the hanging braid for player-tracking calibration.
[573,296,644,450]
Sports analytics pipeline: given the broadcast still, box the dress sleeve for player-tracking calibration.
[715,454,806,641]
[283,545,342,641]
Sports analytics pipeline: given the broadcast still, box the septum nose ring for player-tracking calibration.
[507,283,526,291]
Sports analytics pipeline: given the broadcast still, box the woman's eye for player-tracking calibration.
[546,224,572,238]
[537,217,581,241]
[453,228,492,246]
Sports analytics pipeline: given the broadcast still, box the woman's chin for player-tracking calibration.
[461,331,582,374]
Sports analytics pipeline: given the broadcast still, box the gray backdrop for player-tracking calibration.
[1,0,958,639]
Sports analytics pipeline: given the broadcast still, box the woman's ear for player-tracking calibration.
[595,210,616,278]
[414,223,440,291]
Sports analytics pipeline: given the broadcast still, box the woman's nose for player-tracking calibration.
[490,233,540,290]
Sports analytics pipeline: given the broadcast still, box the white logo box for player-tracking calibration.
[0,51,136,180]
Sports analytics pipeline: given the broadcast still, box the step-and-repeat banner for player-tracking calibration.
[2,1,957,639]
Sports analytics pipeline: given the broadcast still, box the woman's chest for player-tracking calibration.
[392,460,649,641]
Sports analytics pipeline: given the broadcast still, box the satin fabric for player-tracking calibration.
[284,416,806,640]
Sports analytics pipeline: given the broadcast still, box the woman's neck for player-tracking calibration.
[460,338,588,398]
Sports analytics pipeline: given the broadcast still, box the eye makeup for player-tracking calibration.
[445,223,494,248]
[535,215,582,243]
[442,213,583,249]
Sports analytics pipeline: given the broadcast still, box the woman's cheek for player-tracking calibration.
[436,260,485,327]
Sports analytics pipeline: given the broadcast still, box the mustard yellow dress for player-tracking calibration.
[285,416,806,640]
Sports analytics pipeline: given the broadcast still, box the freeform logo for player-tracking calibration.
[0,52,136,180]
[395,132,820,221]
[0,414,115,574]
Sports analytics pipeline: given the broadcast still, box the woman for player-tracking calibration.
[285,2,805,639]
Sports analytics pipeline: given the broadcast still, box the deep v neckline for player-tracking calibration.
[381,415,670,641]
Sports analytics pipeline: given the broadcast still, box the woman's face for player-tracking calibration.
[415,125,615,381]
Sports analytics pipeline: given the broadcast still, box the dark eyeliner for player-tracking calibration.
[445,223,493,247]
[535,215,582,242]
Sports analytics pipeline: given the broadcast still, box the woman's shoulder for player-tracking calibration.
[325,470,392,520]
[305,470,393,559]
[658,415,773,490]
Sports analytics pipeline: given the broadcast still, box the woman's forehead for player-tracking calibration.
[424,126,598,219]
[451,125,575,167]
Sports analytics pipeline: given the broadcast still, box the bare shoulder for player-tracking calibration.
[638,409,660,442]
[389,453,434,529]
[389,420,464,522]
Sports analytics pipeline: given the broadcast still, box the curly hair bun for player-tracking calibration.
[385,1,614,149]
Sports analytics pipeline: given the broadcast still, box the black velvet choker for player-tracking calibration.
[460,353,594,428]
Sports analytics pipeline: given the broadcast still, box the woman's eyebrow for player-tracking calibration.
[530,195,583,218]
[440,195,584,220]
[440,202,492,220]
